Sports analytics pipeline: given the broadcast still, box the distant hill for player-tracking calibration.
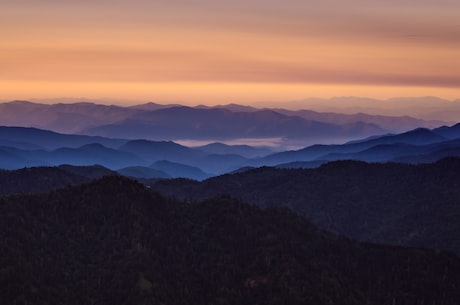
[274,108,444,132]
[433,123,460,139]
[119,139,204,162]
[394,147,460,164]
[83,106,387,143]
[318,138,460,164]
[0,100,134,134]
[0,126,126,149]
[150,160,210,180]
[128,101,182,111]
[1,175,460,304]
[49,143,145,169]
[194,142,273,158]
[280,96,460,121]
[0,143,146,170]
[0,139,43,150]
[2,123,460,175]
[0,127,251,174]
[118,139,248,175]
[150,158,460,255]
[247,126,452,167]
[0,147,43,169]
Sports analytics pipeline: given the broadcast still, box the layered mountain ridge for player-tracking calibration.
[2,122,460,178]
[0,100,446,148]
[1,100,460,179]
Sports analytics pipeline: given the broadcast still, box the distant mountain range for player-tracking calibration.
[0,100,447,149]
[0,126,266,178]
[247,123,460,167]
[256,96,460,122]
[82,106,387,143]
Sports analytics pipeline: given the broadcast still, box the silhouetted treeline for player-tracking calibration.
[1,176,460,304]
[0,165,115,195]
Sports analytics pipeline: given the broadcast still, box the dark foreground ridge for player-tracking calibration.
[0,165,116,195]
[1,176,460,304]
[150,157,460,255]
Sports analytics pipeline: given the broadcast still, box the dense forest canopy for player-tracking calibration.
[1,176,460,304]
[149,157,460,255]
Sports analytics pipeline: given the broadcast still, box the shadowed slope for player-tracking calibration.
[1,176,460,304]
[150,158,460,255]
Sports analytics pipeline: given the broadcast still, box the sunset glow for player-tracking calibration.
[2,0,460,105]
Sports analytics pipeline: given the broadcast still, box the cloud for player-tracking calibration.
[1,0,459,102]
[1,45,459,90]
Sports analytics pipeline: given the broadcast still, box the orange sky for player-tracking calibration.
[1,0,460,105]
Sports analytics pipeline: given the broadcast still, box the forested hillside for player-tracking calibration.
[1,176,460,304]
[150,157,460,255]
[0,165,115,195]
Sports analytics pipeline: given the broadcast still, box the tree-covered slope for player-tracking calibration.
[1,176,460,304]
[150,157,460,255]
[0,165,116,195]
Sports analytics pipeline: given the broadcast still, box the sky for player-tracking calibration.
[1,0,460,106]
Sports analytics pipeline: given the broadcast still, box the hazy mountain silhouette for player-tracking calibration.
[0,147,45,169]
[394,147,460,164]
[432,123,460,139]
[2,122,460,174]
[195,142,273,158]
[150,160,210,180]
[273,108,443,131]
[282,96,460,121]
[0,143,145,170]
[118,139,204,162]
[309,128,460,164]
[118,139,248,175]
[213,103,259,112]
[318,137,460,163]
[1,100,451,150]
[48,143,145,168]
[2,122,460,175]
[0,127,252,175]
[1,175,460,304]
[205,101,446,129]
[83,106,386,142]
[0,139,43,150]
[248,127,449,166]
[0,100,134,133]
[0,126,126,149]
[198,153,249,175]
[320,143,425,162]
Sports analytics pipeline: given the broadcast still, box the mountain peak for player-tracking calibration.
[80,143,109,150]
[396,128,446,143]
